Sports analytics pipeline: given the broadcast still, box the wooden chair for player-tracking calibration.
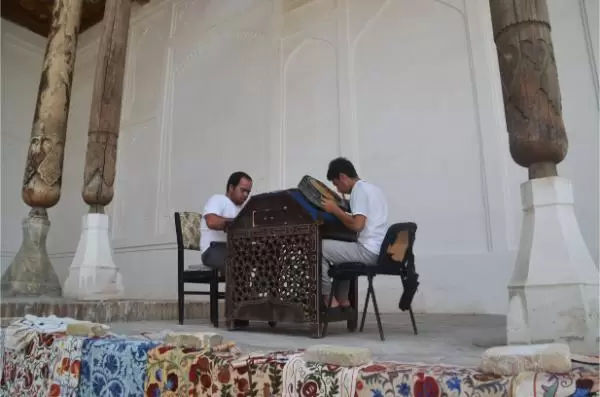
[323,222,419,340]
[174,211,225,326]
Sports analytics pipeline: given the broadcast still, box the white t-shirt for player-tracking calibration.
[200,194,241,253]
[350,180,389,254]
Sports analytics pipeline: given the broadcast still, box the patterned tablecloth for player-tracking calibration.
[0,324,598,397]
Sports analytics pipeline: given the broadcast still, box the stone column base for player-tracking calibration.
[63,214,124,300]
[1,209,62,297]
[507,177,599,354]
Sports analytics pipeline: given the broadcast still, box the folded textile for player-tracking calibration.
[46,335,85,397]
[144,344,245,396]
[4,315,91,352]
[282,353,365,397]
[79,338,159,397]
[14,315,81,333]
[66,322,109,338]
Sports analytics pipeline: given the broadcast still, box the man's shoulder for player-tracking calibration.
[206,193,228,202]
[204,194,230,212]
[356,180,383,195]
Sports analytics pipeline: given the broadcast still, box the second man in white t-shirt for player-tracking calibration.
[320,157,389,308]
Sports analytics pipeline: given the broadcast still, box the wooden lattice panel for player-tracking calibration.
[226,224,320,324]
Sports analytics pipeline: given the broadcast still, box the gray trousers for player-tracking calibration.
[321,240,378,298]
[201,242,227,270]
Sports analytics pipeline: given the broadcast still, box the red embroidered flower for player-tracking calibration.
[236,377,249,392]
[414,372,440,397]
[157,345,175,354]
[49,383,61,397]
[200,373,212,388]
[70,360,80,376]
[189,363,200,384]
[356,380,364,390]
[301,380,319,397]
[196,356,210,371]
[217,367,231,383]
[60,357,70,374]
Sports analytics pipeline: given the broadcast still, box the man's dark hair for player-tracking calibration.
[326,157,358,181]
[226,171,252,191]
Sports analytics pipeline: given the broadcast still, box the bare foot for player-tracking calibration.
[337,299,351,308]
[323,295,340,308]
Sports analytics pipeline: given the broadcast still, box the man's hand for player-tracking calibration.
[321,197,340,214]
[321,197,367,233]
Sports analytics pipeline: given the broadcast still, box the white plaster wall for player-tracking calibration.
[1,0,598,314]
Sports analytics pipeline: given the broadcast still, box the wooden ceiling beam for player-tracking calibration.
[1,0,149,38]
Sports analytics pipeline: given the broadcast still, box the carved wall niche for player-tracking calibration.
[350,0,489,254]
[166,0,273,220]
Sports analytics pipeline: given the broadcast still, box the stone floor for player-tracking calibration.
[108,313,508,367]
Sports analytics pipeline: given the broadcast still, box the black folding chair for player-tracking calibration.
[323,222,419,340]
[174,211,225,327]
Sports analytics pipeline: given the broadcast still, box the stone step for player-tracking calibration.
[1,298,225,326]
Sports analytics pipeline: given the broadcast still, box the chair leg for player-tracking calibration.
[178,280,184,325]
[359,284,371,333]
[369,277,385,341]
[210,272,219,328]
[322,279,338,337]
[409,306,418,335]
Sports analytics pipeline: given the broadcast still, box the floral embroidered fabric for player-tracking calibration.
[79,337,159,397]
[144,344,247,396]
[47,336,85,397]
[282,353,366,397]
[0,332,63,396]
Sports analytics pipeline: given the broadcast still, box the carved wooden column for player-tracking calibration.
[490,0,568,179]
[1,0,82,297]
[62,0,132,299]
[489,0,598,352]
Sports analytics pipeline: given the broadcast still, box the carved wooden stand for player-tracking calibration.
[225,190,357,338]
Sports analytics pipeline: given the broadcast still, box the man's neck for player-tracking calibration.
[348,178,361,192]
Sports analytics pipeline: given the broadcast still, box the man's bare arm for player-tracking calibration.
[330,207,366,233]
[205,213,234,231]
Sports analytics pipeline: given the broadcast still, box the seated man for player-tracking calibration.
[200,171,253,269]
[320,157,388,308]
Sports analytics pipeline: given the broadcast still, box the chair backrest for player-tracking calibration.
[376,222,417,274]
[174,211,202,251]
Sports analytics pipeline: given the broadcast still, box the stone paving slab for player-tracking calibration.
[108,313,508,367]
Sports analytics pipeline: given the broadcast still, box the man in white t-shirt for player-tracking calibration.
[200,171,253,269]
[320,157,388,308]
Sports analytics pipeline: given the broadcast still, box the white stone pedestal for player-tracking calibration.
[507,177,599,354]
[63,214,124,300]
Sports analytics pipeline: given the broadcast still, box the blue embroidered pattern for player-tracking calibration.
[79,337,159,397]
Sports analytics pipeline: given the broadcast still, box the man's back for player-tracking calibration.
[350,180,388,255]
